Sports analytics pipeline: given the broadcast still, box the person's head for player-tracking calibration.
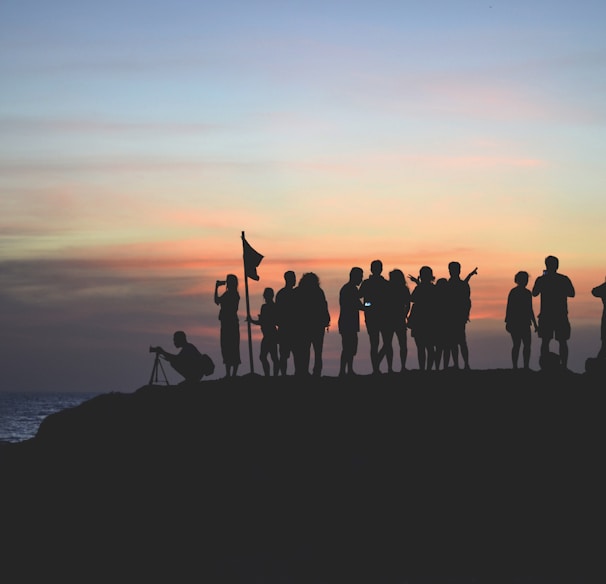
[436,277,448,288]
[173,330,187,347]
[389,268,406,287]
[349,267,363,286]
[299,272,320,289]
[545,255,559,273]
[284,270,296,288]
[448,261,461,278]
[226,274,238,289]
[419,266,435,283]
[370,259,383,276]
[263,287,274,302]
[514,271,529,287]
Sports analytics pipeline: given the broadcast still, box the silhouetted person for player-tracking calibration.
[151,331,212,384]
[505,271,538,370]
[214,274,241,377]
[359,259,390,374]
[247,287,279,376]
[446,261,473,370]
[591,277,606,359]
[275,270,297,375]
[292,272,330,377]
[532,255,575,369]
[408,266,437,371]
[338,267,365,376]
[433,277,451,370]
[377,268,411,373]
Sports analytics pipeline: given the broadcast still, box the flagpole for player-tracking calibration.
[242,231,255,374]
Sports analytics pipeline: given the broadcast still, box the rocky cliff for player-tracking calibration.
[2,370,604,582]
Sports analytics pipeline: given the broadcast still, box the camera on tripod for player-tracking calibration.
[148,346,169,385]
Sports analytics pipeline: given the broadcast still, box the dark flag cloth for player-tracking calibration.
[242,235,263,281]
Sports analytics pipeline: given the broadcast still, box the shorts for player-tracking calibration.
[538,315,571,341]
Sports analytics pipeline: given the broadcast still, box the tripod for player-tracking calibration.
[149,353,170,385]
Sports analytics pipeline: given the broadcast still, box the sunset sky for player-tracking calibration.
[2,1,605,392]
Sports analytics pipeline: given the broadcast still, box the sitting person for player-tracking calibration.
[151,331,214,384]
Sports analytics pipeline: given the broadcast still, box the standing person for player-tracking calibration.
[408,266,437,371]
[359,259,390,374]
[532,255,575,369]
[275,270,297,375]
[247,287,279,376]
[591,277,606,359]
[338,267,365,377]
[292,272,331,377]
[214,274,241,378]
[433,277,451,370]
[505,271,538,370]
[446,261,473,370]
[377,268,411,373]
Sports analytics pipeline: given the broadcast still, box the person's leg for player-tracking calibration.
[312,330,325,376]
[521,330,531,369]
[396,328,408,371]
[367,323,381,373]
[559,340,569,369]
[511,334,521,368]
[340,333,353,376]
[460,329,470,369]
[270,342,279,376]
[381,328,395,373]
[415,338,426,370]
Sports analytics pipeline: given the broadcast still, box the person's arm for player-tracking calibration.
[246,313,261,325]
[214,279,225,305]
[592,279,606,298]
[152,346,176,362]
[464,267,478,282]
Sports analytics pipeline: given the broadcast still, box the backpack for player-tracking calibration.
[199,353,215,377]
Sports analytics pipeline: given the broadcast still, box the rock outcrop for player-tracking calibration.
[1,370,604,582]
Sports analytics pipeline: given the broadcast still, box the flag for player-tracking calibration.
[242,234,263,281]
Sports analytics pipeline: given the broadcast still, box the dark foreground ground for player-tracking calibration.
[1,369,605,583]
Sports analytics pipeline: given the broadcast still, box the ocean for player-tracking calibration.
[0,391,103,443]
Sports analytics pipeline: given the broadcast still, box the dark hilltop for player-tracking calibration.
[2,368,605,583]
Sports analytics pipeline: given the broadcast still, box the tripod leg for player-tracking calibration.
[149,356,158,385]
[157,358,169,385]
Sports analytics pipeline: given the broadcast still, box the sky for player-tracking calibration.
[1,0,605,392]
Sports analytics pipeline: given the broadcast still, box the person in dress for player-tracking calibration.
[214,274,241,377]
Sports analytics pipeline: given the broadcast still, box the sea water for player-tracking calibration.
[0,391,102,443]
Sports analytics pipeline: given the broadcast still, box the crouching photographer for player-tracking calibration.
[150,330,215,384]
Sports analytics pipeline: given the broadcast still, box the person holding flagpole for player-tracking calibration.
[215,274,241,378]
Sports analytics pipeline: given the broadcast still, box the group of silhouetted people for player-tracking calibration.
[154,254,606,382]
[340,259,477,376]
